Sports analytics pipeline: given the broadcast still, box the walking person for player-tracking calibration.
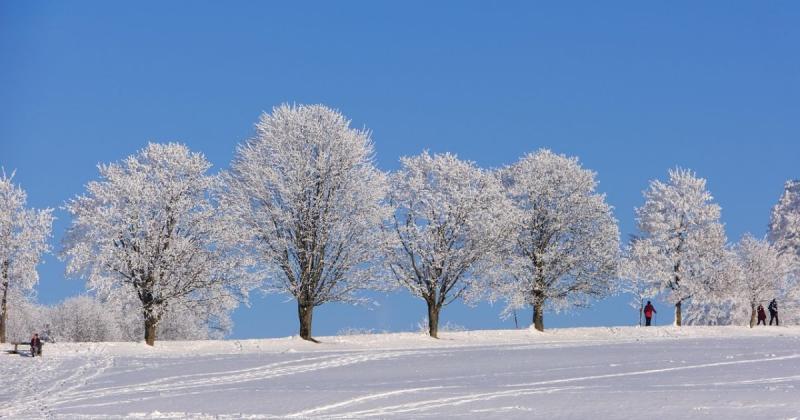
[768,299,779,326]
[30,333,42,357]
[644,301,657,326]
[757,304,767,326]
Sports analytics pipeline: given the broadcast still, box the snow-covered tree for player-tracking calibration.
[632,168,727,326]
[49,295,121,342]
[62,143,254,346]
[491,150,619,331]
[104,288,231,341]
[682,249,741,326]
[5,300,48,343]
[769,180,800,258]
[0,171,54,343]
[219,104,389,342]
[729,234,796,327]
[385,152,511,338]
[619,238,663,326]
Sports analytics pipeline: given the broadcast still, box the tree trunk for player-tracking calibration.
[298,302,318,342]
[427,300,440,338]
[139,283,159,346]
[532,291,545,332]
[674,300,682,327]
[0,290,7,344]
[144,312,158,346]
[1,267,8,343]
[749,304,757,328]
[638,300,643,327]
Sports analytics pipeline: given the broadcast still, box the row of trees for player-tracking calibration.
[621,171,800,328]
[2,104,799,345]
[6,295,221,343]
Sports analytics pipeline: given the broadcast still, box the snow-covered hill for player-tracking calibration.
[2,326,800,419]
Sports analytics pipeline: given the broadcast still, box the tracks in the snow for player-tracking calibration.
[290,352,800,418]
[44,349,425,411]
[3,342,800,418]
[0,344,113,418]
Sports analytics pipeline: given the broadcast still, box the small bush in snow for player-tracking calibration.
[337,327,383,336]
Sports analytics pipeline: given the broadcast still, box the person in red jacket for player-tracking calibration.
[757,304,767,326]
[644,301,656,326]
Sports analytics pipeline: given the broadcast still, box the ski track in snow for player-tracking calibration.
[52,350,424,410]
[2,348,428,417]
[0,344,114,418]
[320,353,800,418]
[2,327,800,418]
[284,386,452,418]
[326,385,590,418]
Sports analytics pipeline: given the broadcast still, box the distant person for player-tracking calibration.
[30,333,42,357]
[644,301,657,326]
[768,299,779,326]
[757,304,767,326]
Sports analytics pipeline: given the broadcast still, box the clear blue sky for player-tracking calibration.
[2,2,799,338]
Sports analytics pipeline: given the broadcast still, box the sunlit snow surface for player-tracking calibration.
[2,327,799,419]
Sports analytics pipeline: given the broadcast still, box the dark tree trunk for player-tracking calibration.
[532,290,545,332]
[749,304,757,328]
[1,264,8,344]
[674,300,682,326]
[138,283,160,346]
[0,290,7,344]
[144,312,158,346]
[0,307,6,344]
[298,302,318,342]
[427,300,440,338]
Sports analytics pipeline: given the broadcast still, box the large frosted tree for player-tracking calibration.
[632,168,727,326]
[769,180,800,258]
[492,150,619,331]
[0,171,53,343]
[385,152,511,338]
[220,104,388,342]
[62,143,254,346]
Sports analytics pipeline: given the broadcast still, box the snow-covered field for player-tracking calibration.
[2,326,800,419]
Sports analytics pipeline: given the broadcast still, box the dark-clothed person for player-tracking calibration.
[30,333,42,357]
[757,304,767,326]
[768,299,779,326]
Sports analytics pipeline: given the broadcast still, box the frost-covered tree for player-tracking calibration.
[385,152,511,338]
[49,295,121,342]
[104,288,231,341]
[619,238,663,326]
[5,300,48,343]
[0,171,53,343]
[729,234,796,327]
[632,168,727,326]
[220,104,389,342]
[682,249,741,326]
[62,143,254,346]
[769,180,800,258]
[491,150,619,331]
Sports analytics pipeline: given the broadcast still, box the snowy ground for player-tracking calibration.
[2,327,800,419]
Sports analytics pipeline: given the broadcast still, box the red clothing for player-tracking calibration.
[757,306,767,320]
[644,303,656,318]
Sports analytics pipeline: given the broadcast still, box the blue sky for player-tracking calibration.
[2,2,799,338]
